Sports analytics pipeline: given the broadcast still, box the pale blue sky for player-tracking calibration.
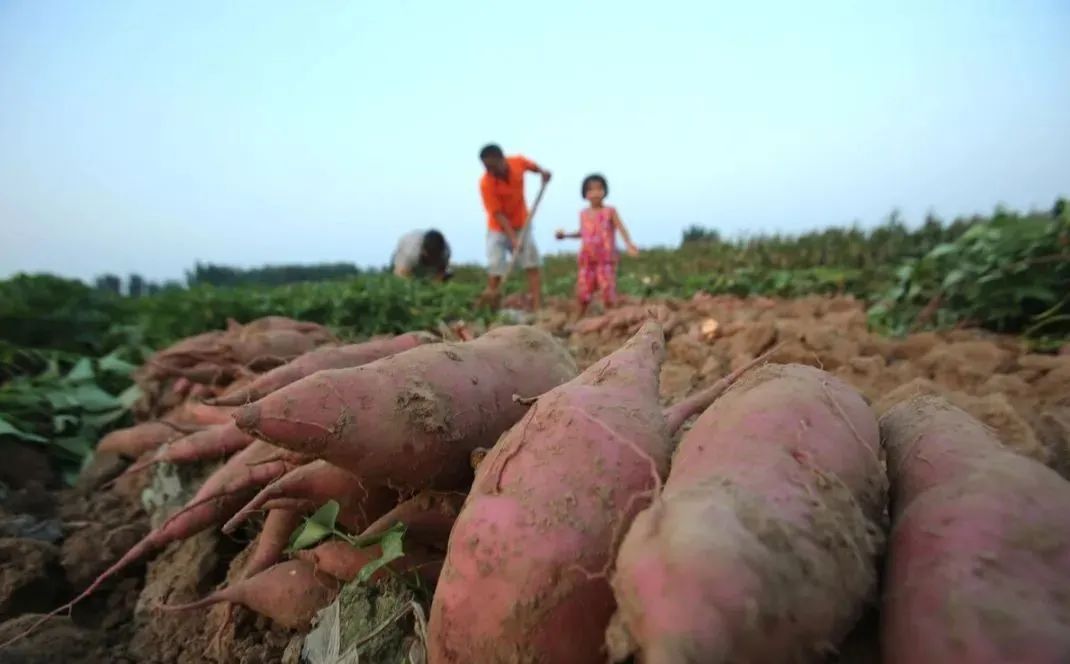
[1,1,1068,282]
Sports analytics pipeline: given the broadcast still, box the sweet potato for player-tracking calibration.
[428,321,677,663]
[357,490,465,548]
[210,331,437,406]
[230,315,334,338]
[186,438,295,505]
[175,400,235,426]
[242,509,303,579]
[98,398,240,458]
[426,328,777,664]
[222,459,397,534]
[880,395,1070,663]
[234,325,578,491]
[96,421,186,458]
[121,422,254,476]
[174,361,246,386]
[296,539,444,588]
[605,363,886,664]
[158,559,340,630]
[228,329,330,370]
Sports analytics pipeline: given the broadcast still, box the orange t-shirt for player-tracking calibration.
[480,155,539,232]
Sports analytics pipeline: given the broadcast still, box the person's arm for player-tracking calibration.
[554,228,581,240]
[521,156,552,184]
[611,209,640,256]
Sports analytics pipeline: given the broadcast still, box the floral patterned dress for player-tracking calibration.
[576,206,619,305]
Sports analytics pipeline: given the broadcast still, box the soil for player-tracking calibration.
[0,294,1067,662]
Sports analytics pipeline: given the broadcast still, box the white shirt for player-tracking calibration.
[392,230,426,273]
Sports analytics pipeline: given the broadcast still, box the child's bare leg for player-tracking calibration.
[575,260,595,318]
[601,261,618,311]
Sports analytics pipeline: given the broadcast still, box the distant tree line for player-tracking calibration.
[93,261,366,296]
[184,261,362,288]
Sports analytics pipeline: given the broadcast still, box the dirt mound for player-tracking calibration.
[0,539,63,622]
[0,614,107,664]
[557,293,1070,476]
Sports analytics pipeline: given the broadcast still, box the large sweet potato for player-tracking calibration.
[606,363,886,663]
[234,325,578,490]
[427,321,676,664]
[210,331,436,406]
[880,395,1070,663]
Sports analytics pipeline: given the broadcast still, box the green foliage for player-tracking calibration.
[0,349,143,484]
[868,208,1070,338]
[130,275,494,347]
[678,210,979,271]
[0,274,127,357]
[288,500,408,587]
[289,500,343,552]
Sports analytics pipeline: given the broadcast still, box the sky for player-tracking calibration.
[1,1,1068,283]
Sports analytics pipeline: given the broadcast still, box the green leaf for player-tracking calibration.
[53,414,79,433]
[1015,285,1057,304]
[117,384,143,409]
[99,352,137,376]
[65,357,95,383]
[83,408,129,430]
[927,243,957,259]
[356,525,406,584]
[53,436,93,459]
[0,415,48,443]
[941,269,966,289]
[62,469,81,487]
[67,384,122,412]
[288,500,340,552]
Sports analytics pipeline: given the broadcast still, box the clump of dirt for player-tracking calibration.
[0,450,291,663]
[0,539,63,621]
[0,444,55,493]
[555,293,1070,478]
[303,576,424,663]
[126,527,295,664]
[0,614,108,664]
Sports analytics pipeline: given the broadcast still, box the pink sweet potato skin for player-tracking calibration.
[295,539,443,588]
[357,490,465,548]
[880,396,1070,664]
[222,459,396,534]
[428,321,672,664]
[235,325,578,491]
[242,509,303,579]
[96,421,182,458]
[142,422,253,470]
[160,559,339,630]
[211,331,436,406]
[606,363,886,664]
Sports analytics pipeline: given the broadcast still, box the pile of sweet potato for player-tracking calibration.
[129,315,339,418]
[7,316,1069,662]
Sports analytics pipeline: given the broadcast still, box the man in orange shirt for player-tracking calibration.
[479,143,551,310]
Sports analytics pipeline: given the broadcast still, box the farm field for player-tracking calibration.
[0,205,1068,663]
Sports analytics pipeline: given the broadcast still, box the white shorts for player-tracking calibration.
[486,230,540,276]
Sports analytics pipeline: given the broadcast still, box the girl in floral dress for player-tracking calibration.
[555,173,639,316]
